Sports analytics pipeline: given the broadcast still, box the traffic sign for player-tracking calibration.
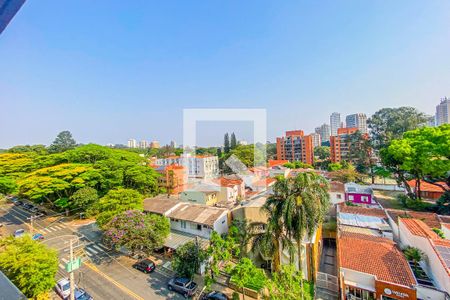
[65,258,82,272]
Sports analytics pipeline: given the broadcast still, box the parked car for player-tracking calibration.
[14,229,25,238]
[55,278,77,300]
[75,288,93,300]
[32,233,44,240]
[168,277,198,298]
[132,258,156,274]
[14,200,23,206]
[201,291,229,300]
[22,203,33,210]
[30,206,39,213]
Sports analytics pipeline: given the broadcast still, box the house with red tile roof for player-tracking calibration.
[268,159,289,167]
[398,218,450,296]
[386,209,442,241]
[211,176,245,204]
[338,231,417,300]
[407,180,448,200]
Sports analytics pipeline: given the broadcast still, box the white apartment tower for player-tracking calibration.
[330,112,341,136]
[346,113,368,134]
[139,140,148,149]
[318,123,331,143]
[127,139,137,148]
[155,154,219,179]
[311,133,321,148]
[436,97,450,126]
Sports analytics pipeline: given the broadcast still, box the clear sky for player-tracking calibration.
[1,0,449,148]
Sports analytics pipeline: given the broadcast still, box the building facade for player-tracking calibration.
[436,97,450,126]
[127,139,137,148]
[276,130,314,165]
[330,112,341,136]
[150,141,160,148]
[155,154,219,179]
[139,140,148,149]
[311,133,321,148]
[346,113,368,134]
[317,123,331,143]
[154,164,186,195]
[330,127,359,163]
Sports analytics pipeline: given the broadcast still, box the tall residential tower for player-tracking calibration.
[346,113,368,134]
[330,112,341,136]
[436,97,450,126]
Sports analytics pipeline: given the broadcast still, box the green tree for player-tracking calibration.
[0,236,58,298]
[93,188,144,228]
[205,231,235,289]
[8,144,48,155]
[172,241,207,279]
[231,132,237,149]
[228,219,252,258]
[347,131,373,176]
[368,107,428,149]
[70,186,99,211]
[266,264,310,300]
[403,246,425,273]
[314,146,330,160]
[103,210,169,255]
[230,258,267,299]
[0,176,17,194]
[327,162,342,171]
[435,192,450,215]
[224,133,230,153]
[48,131,77,153]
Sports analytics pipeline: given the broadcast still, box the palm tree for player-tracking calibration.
[404,246,425,273]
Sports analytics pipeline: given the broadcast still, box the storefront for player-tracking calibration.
[375,281,416,300]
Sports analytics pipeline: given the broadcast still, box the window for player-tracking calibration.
[181,221,186,229]
[197,224,202,231]
[361,196,369,203]
[348,195,354,201]
[337,194,342,199]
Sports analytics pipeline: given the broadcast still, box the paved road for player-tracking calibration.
[0,202,184,300]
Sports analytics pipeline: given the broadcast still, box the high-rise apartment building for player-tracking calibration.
[436,97,450,126]
[170,140,177,148]
[150,141,160,149]
[127,139,137,148]
[155,154,219,179]
[311,133,321,148]
[276,130,314,165]
[346,113,368,134]
[317,123,331,143]
[139,140,148,149]
[330,112,341,136]
[330,127,359,163]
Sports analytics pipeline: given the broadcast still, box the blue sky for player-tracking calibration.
[1,0,449,148]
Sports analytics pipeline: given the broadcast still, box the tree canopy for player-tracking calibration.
[172,241,208,279]
[0,236,58,298]
[368,107,428,149]
[266,264,311,300]
[48,131,77,153]
[0,176,17,195]
[93,188,144,228]
[103,210,169,255]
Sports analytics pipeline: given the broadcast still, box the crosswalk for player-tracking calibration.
[41,223,67,233]
[58,242,111,270]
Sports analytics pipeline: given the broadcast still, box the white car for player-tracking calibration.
[55,278,77,300]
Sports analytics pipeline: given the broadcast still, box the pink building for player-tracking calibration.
[344,183,375,206]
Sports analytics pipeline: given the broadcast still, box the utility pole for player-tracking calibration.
[69,239,75,300]
[29,215,34,236]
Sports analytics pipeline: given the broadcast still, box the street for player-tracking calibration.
[0,201,184,300]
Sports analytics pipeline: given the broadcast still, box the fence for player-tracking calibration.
[316,272,338,292]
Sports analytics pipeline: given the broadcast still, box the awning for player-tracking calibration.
[164,230,209,250]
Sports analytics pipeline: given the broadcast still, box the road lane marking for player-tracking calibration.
[86,246,98,254]
[97,244,110,251]
[53,225,62,230]
[91,245,103,252]
[61,258,68,263]
[84,262,145,300]
[59,263,65,269]
[44,228,52,233]
[85,251,92,257]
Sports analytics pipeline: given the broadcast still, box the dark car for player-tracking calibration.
[201,291,229,300]
[14,200,23,206]
[22,203,33,210]
[168,277,198,298]
[132,259,156,273]
[29,206,39,213]
[75,288,93,300]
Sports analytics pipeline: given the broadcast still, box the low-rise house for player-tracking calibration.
[398,218,450,296]
[268,159,289,168]
[144,196,228,239]
[179,184,219,206]
[406,180,448,200]
[155,154,219,179]
[329,181,345,205]
[338,231,417,300]
[386,209,442,242]
[212,177,245,204]
[345,182,375,206]
[268,165,291,178]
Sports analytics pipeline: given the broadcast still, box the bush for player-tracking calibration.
[396,194,433,211]
[232,292,240,300]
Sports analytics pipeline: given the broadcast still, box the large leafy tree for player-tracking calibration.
[0,176,17,194]
[48,131,77,153]
[314,146,330,160]
[368,107,428,149]
[380,124,450,199]
[266,264,310,300]
[224,133,230,153]
[70,186,99,211]
[0,236,58,298]
[231,132,237,149]
[93,188,144,228]
[172,241,208,279]
[204,231,236,289]
[103,210,169,255]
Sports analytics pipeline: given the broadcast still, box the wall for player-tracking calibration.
[329,191,345,205]
[399,221,450,294]
[340,268,376,292]
[213,212,229,235]
[170,219,212,239]
[346,192,374,205]
[375,280,416,300]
